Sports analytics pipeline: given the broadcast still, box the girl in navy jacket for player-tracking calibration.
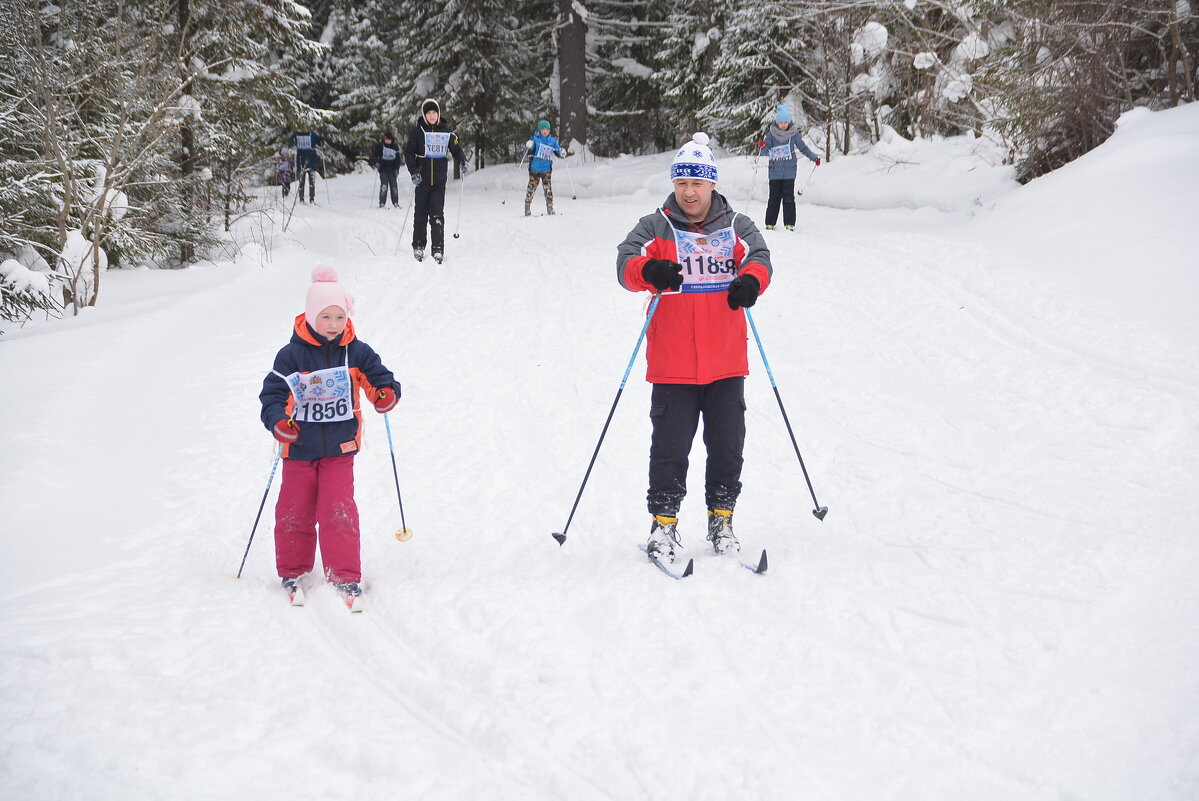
[259,267,401,603]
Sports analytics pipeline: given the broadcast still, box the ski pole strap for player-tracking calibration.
[619,292,662,390]
[745,308,778,389]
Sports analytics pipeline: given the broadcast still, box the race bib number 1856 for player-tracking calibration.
[285,365,354,423]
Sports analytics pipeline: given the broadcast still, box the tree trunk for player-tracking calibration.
[179,0,195,263]
[557,0,587,150]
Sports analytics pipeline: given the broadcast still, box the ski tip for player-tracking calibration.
[681,558,694,578]
[813,506,828,521]
[755,550,768,574]
[551,532,567,546]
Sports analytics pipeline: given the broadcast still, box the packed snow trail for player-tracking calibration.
[2,122,1197,800]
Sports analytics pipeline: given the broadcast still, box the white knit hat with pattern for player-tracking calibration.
[670,132,718,183]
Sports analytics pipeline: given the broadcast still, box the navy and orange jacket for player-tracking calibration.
[616,191,772,385]
[259,315,401,461]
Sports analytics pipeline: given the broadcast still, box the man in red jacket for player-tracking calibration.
[616,132,773,563]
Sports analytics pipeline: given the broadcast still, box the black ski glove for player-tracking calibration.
[726,274,760,310]
[641,259,684,292]
[410,172,422,186]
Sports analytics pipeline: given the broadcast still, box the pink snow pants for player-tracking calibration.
[274,454,361,583]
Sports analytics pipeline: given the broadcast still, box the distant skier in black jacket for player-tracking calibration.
[369,131,404,208]
[403,98,468,264]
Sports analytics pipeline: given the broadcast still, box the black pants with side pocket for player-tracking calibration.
[765,177,796,227]
[412,180,447,252]
[647,377,746,516]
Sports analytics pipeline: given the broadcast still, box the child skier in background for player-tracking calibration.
[276,150,293,198]
[524,119,564,216]
[757,104,820,230]
[259,266,402,609]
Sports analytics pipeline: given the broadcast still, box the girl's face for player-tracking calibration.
[315,305,347,341]
[424,109,440,125]
[777,121,791,130]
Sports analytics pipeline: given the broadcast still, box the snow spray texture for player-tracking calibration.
[260,268,401,462]
[404,99,466,187]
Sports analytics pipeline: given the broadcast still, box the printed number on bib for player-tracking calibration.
[423,132,451,159]
[284,366,354,423]
[770,144,792,161]
[674,226,737,293]
[381,146,397,161]
[295,135,312,150]
[536,143,555,161]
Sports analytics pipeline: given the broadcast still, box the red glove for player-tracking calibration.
[814,158,821,166]
[757,139,765,149]
[373,388,398,413]
[273,419,299,444]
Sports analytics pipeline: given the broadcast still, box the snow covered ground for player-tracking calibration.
[2,104,1197,800]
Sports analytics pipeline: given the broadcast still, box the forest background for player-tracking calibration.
[0,0,1195,322]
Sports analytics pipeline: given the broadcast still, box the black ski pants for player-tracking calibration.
[412,180,447,252]
[647,377,746,516]
[765,178,796,227]
[298,167,316,202]
[379,169,400,206]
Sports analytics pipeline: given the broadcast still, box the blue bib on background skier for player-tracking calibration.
[528,132,562,173]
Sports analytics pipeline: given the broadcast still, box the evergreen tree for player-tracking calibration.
[586,0,674,157]
[405,0,553,167]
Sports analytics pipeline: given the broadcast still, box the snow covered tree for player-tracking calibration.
[400,0,553,168]
[654,0,732,142]
[701,1,812,152]
[586,0,675,156]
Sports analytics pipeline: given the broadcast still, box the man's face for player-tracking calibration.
[424,109,439,125]
[673,178,715,222]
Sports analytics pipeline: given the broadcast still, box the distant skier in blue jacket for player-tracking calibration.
[757,105,820,230]
[524,120,564,217]
[289,127,324,204]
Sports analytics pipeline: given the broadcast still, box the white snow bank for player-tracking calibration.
[977,101,1199,343]
[801,130,1017,213]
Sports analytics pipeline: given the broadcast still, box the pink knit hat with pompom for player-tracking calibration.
[304,265,353,329]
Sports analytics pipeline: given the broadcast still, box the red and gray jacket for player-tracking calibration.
[259,315,401,460]
[616,192,772,385]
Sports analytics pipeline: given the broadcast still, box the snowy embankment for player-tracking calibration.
[1,105,1197,801]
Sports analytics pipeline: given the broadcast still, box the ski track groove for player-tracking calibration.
[817,228,1199,404]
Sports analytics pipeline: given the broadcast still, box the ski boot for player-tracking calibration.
[334,581,364,612]
[764,224,775,231]
[281,577,305,605]
[785,224,795,231]
[646,514,682,563]
[706,508,740,555]
[432,249,444,264]
[413,247,424,262]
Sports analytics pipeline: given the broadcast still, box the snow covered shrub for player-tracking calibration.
[0,249,61,325]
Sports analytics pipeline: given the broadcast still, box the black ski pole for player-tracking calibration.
[384,413,412,541]
[745,308,828,520]
[552,292,664,545]
[236,448,283,578]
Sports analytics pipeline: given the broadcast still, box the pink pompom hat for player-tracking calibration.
[304,265,354,329]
